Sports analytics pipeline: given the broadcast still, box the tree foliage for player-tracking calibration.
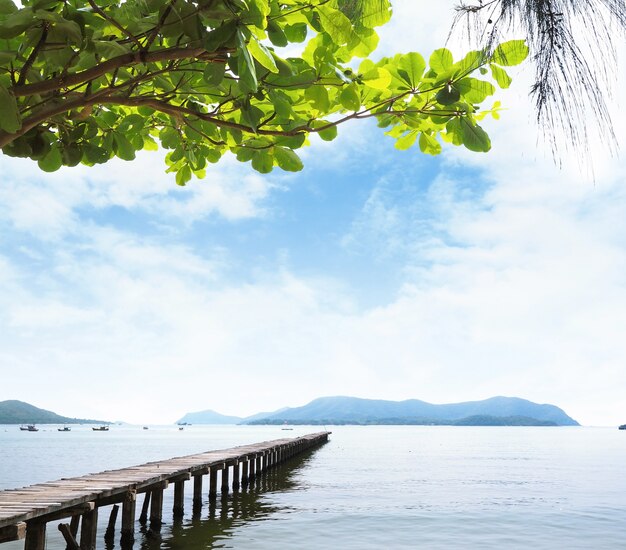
[0,0,527,182]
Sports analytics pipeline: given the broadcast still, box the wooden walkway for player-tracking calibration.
[0,431,330,549]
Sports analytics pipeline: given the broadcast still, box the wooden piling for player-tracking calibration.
[58,523,79,550]
[79,506,97,550]
[24,521,45,550]
[232,462,240,491]
[174,480,186,518]
[138,491,151,524]
[221,465,230,495]
[192,473,203,508]
[209,467,218,501]
[120,490,136,546]
[241,459,249,486]
[69,514,80,543]
[248,455,256,481]
[104,504,119,540]
[149,485,166,527]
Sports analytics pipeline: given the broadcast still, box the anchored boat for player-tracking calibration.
[19,425,38,432]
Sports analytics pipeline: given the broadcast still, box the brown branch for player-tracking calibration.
[87,0,143,50]
[144,0,178,50]
[17,23,49,86]
[10,46,226,98]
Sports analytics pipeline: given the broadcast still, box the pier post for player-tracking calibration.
[232,461,240,492]
[24,521,45,550]
[193,473,203,508]
[221,465,230,495]
[241,459,249,486]
[174,480,186,518]
[138,492,151,524]
[69,515,80,542]
[209,467,218,501]
[248,455,256,481]
[120,490,136,546]
[149,486,165,527]
[79,506,98,550]
[104,504,119,541]
[58,523,80,550]
[256,454,262,475]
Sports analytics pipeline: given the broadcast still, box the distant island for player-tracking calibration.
[0,400,106,424]
[178,396,580,427]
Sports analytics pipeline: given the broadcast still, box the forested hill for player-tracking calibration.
[245,396,579,426]
[0,400,104,424]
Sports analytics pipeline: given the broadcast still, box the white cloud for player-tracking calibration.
[0,151,277,240]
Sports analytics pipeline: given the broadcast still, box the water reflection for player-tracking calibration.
[134,451,317,550]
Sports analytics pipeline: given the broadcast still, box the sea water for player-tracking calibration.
[1,425,625,549]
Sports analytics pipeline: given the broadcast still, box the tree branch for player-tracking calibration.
[10,47,228,98]
[87,0,144,51]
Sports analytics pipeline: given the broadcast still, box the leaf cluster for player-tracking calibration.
[0,0,527,181]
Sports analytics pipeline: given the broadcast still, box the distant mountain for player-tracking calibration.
[0,400,106,424]
[176,409,243,425]
[244,396,579,426]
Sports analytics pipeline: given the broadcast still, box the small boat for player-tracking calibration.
[619,424,626,430]
[142,426,149,430]
[20,425,38,432]
[281,427,293,431]
[178,427,184,431]
[58,426,71,432]
[92,425,109,431]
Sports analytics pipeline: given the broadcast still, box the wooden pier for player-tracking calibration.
[0,431,330,549]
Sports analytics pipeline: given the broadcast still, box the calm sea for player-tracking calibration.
[1,425,625,549]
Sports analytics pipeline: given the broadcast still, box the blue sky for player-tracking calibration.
[1,2,625,425]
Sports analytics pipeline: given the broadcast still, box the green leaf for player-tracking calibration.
[251,150,273,173]
[0,83,21,133]
[304,85,330,112]
[492,40,529,67]
[318,125,337,141]
[395,130,417,151]
[0,8,35,39]
[203,62,225,86]
[459,118,491,152]
[113,132,136,161]
[339,84,361,111]
[397,52,425,88]
[318,4,352,45]
[246,0,270,28]
[418,132,441,155]
[0,0,17,15]
[359,61,392,90]
[248,36,278,73]
[284,23,307,43]
[176,165,192,186]
[490,63,512,88]
[435,84,461,105]
[37,145,62,172]
[0,50,16,63]
[267,20,288,47]
[273,146,303,172]
[456,78,495,103]
[429,48,453,75]
[237,29,258,92]
[204,20,238,52]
